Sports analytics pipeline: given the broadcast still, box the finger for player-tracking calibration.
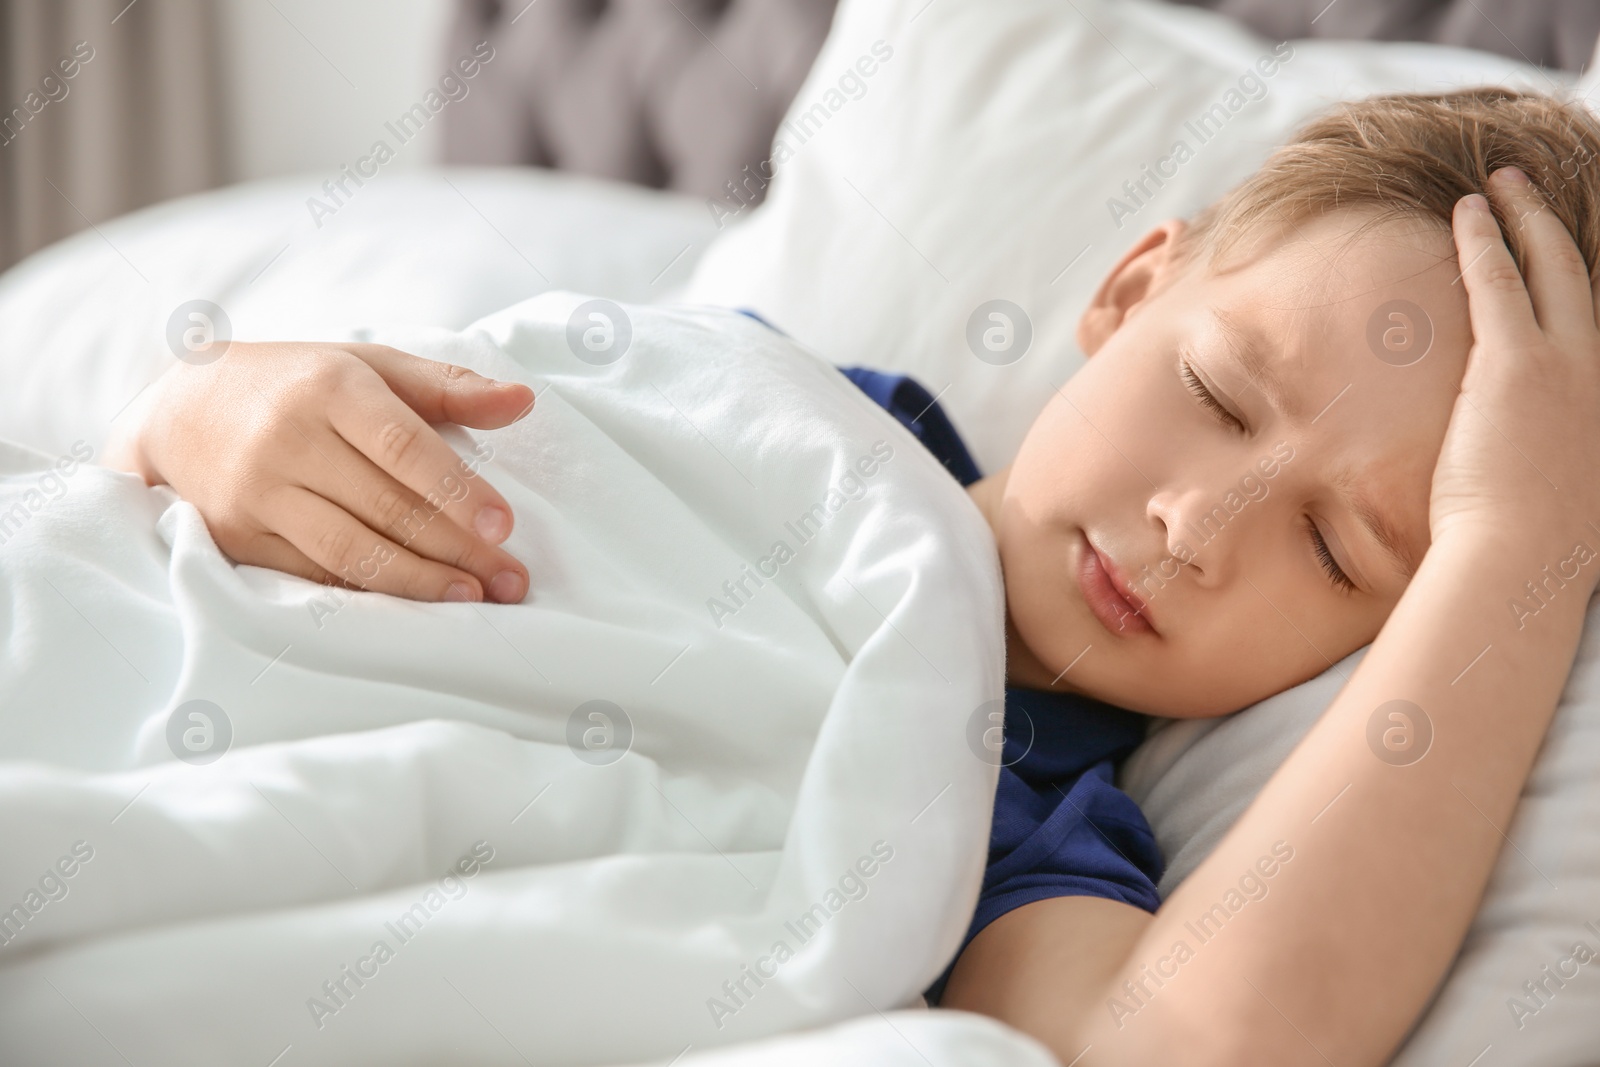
[264,484,488,603]
[241,531,502,613]
[298,432,529,604]
[214,528,340,588]
[1452,191,1539,346]
[328,363,518,546]
[345,344,535,429]
[1484,167,1596,338]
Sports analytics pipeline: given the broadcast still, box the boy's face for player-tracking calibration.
[986,209,1472,717]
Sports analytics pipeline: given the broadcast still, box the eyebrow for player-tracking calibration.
[1209,308,1306,424]
[1210,308,1425,584]
[1330,467,1425,584]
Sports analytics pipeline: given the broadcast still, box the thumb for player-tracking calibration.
[345,343,535,427]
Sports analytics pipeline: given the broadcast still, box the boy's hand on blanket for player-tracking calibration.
[1432,168,1600,577]
[104,341,535,604]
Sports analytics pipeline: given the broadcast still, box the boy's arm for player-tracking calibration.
[945,176,1600,1064]
[945,526,1591,1065]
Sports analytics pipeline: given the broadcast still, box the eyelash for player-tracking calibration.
[1180,360,1245,433]
[1180,359,1355,594]
[1303,516,1357,594]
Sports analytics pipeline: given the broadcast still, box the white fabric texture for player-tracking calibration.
[0,296,1012,1066]
[684,0,1600,1064]
[618,1009,1059,1067]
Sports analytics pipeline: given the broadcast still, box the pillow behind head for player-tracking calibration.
[684,0,1564,473]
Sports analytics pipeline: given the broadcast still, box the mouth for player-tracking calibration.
[1076,531,1157,637]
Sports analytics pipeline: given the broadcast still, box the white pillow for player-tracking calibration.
[0,169,714,459]
[1119,620,1600,1066]
[685,2,1600,1063]
[685,0,1568,473]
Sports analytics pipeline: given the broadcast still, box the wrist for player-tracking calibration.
[101,379,165,486]
[1427,521,1600,601]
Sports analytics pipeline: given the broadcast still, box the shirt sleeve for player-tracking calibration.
[833,366,983,487]
[923,693,1165,1006]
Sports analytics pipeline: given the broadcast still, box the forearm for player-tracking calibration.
[1083,526,1595,1065]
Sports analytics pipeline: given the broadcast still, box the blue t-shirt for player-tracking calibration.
[834,367,1165,1004]
[731,311,1164,1005]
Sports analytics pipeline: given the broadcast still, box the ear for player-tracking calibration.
[1076,219,1190,356]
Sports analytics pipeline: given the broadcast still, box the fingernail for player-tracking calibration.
[1497,166,1529,185]
[1464,193,1491,214]
[446,580,482,603]
[475,506,510,543]
[489,570,526,603]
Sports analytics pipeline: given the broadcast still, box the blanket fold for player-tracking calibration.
[0,295,1006,1066]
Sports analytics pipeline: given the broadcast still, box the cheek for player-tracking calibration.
[1001,410,1085,533]
[1215,569,1393,702]
[1009,377,1146,508]
[1102,552,1390,716]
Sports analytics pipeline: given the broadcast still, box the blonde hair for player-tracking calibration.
[1178,88,1600,279]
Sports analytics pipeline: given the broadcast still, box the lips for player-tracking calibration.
[1077,532,1157,636]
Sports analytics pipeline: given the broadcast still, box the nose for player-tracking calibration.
[1147,482,1247,588]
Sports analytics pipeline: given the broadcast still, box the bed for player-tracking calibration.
[2,1,1599,1064]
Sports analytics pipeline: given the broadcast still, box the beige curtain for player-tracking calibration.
[0,0,223,273]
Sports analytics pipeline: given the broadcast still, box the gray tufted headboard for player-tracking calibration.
[440,0,1599,207]
[1172,0,1600,73]
[439,0,839,204]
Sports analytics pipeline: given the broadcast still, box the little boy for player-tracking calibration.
[106,88,1600,1064]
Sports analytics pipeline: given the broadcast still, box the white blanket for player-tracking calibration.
[0,295,1010,1066]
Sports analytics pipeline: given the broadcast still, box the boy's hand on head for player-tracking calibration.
[1433,167,1600,579]
[104,341,535,604]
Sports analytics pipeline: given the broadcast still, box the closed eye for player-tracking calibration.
[1180,359,1244,433]
[1180,357,1353,593]
[1303,516,1357,594]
